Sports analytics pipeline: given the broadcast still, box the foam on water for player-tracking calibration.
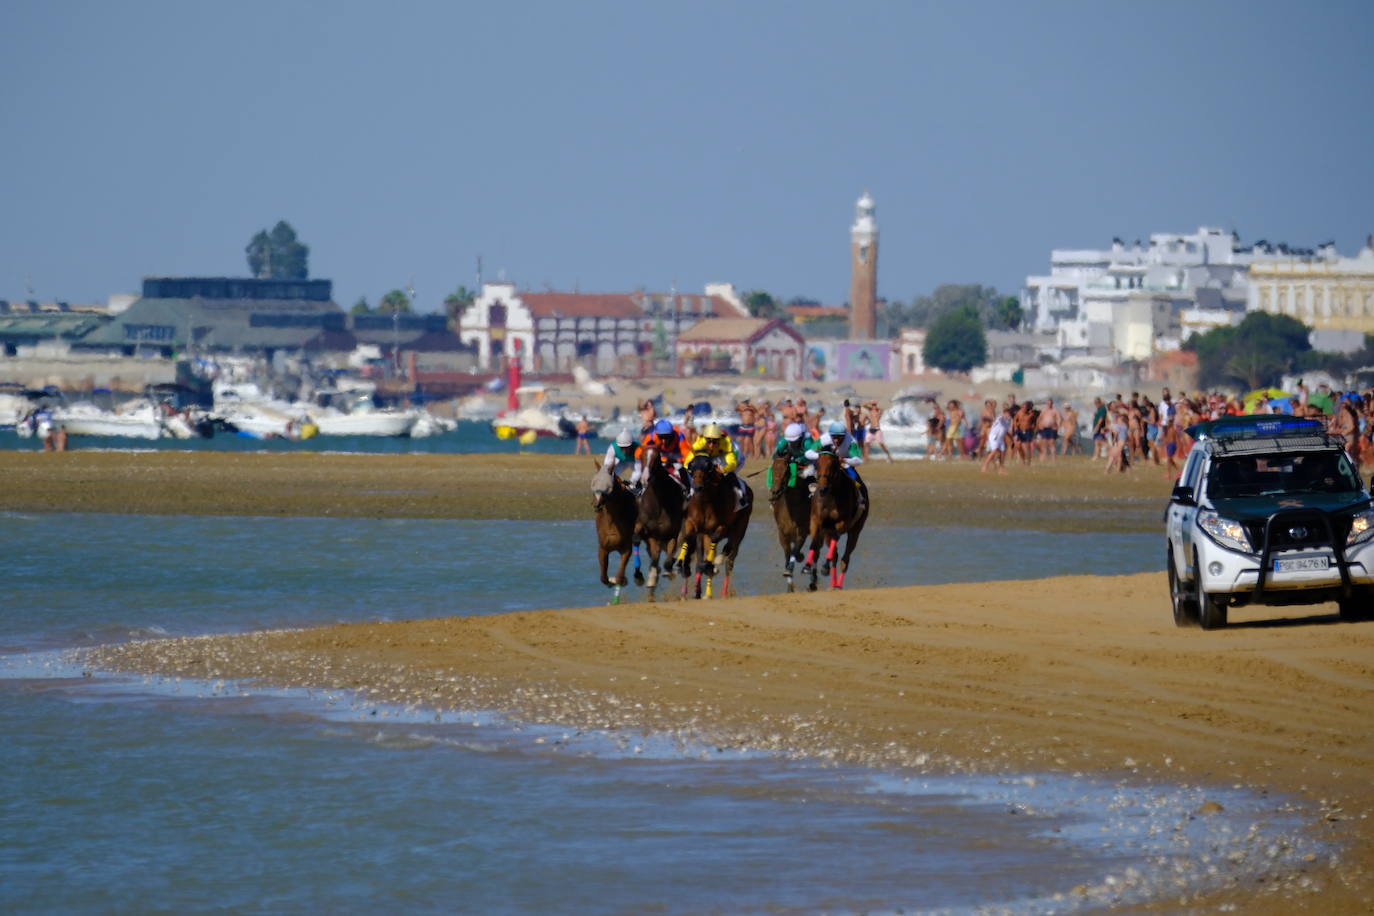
[1,648,1329,914]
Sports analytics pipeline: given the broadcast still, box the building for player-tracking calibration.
[0,301,108,357]
[1247,237,1374,334]
[458,282,749,374]
[77,277,351,359]
[848,191,878,339]
[1022,227,1338,335]
[673,317,807,379]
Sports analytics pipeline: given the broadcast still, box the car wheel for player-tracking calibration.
[1194,552,1228,630]
[1168,551,1197,627]
[1338,588,1372,622]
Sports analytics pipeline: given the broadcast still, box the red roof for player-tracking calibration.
[519,292,643,319]
[517,291,741,320]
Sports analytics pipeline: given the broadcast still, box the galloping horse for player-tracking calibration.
[677,455,752,598]
[801,450,868,589]
[632,445,685,602]
[591,462,638,603]
[769,452,813,592]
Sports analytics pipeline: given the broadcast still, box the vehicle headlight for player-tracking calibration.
[1198,509,1253,553]
[1348,509,1374,546]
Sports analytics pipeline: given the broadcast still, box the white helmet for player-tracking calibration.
[615,429,633,448]
[784,422,806,442]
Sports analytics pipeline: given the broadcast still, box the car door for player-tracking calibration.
[1168,449,1204,576]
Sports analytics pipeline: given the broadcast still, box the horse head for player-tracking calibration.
[687,455,717,489]
[770,453,793,500]
[814,450,839,497]
[591,463,616,509]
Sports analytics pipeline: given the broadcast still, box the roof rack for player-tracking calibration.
[1210,433,1343,456]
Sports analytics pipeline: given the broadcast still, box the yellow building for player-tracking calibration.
[1248,239,1374,332]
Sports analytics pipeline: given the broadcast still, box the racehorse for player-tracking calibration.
[769,452,813,592]
[677,455,752,598]
[632,445,686,602]
[591,461,637,603]
[801,450,868,589]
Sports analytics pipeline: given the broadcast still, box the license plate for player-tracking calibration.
[1273,556,1329,573]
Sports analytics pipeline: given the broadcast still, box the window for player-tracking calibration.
[124,324,175,341]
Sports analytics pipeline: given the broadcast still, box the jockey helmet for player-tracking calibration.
[828,420,847,436]
[654,419,674,436]
[702,423,725,439]
[783,422,806,442]
[615,429,633,448]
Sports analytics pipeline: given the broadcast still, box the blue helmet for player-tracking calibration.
[654,419,674,435]
[828,420,847,436]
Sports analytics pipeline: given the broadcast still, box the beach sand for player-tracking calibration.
[9,450,1372,911]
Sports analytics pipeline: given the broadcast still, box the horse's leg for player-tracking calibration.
[632,536,644,586]
[822,536,838,577]
[599,546,612,588]
[614,547,631,590]
[836,521,864,590]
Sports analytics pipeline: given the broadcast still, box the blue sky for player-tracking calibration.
[2,0,1371,311]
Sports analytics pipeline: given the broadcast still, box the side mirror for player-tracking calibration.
[1171,485,1195,506]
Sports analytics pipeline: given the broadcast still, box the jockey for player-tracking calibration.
[602,429,642,489]
[690,422,750,510]
[769,421,817,497]
[641,418,691,489]
[806,420,864,481]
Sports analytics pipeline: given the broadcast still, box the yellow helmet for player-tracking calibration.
[702,423,725,439]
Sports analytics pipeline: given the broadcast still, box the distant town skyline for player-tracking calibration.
[3,1,1371,311]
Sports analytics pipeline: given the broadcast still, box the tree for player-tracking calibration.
[884,284,1005,331]
[378,289,412,314]
[992,296,1024,331]
[742,289,781,319]
[922,306,987,373]
[350,297,371,315]
[443,285,476,324]
[245,220,309,279]
[1183,311,1311,390]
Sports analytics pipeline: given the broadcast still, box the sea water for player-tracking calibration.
[0,514,1323,913]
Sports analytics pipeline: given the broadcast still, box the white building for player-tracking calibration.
[458,282,748,373]
[1248,238,1374,335]
[1024,226,1343,362]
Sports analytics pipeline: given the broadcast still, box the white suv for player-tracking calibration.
[1166,415,1374,628]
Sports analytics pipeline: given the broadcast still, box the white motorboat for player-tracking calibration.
[215,403,300,439]
[312,409,417,437]
[56,402,163,440]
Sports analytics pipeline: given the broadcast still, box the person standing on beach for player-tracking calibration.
[637,399,658,436]
[735,399,758,458]
[1013,401,1037,465]
[980,406,1011,474]
[1035,398,1060,463]
[758,400,776,457]
[925,398,946,460]
[862,400,893,463]
[1090,397,1108,459]
[1059,402,1080,456]
[573,417,593,455]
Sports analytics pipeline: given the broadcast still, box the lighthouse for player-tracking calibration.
[849,190,878,339]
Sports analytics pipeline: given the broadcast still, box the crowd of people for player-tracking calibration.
[596,380,1374,484]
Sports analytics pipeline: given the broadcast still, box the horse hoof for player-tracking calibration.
[633,571,645,586]
[801,565,813,576]
[807,582,818,592]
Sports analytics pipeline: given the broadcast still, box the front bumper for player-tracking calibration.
[1198,540,1374,596]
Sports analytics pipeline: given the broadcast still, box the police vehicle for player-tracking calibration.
[1165,415,1374,628]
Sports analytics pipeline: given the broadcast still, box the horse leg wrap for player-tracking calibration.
[835,569,846,589]
[826,539,838,561]
[705,540,716,565]
[805,547,817,567]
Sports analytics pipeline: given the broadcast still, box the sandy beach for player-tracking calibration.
[10,450,1372,911]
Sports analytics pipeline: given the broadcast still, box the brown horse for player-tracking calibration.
[677,455,752,598]
[769,452,812,592]
[591,462,637,603]
[801,451,868,589]
[632,446,686,602]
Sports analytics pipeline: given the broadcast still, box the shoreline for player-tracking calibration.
[82,570,1374,913]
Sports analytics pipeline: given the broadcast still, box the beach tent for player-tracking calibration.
[1307,390,1335,415]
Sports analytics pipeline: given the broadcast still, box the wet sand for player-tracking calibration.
[10,450,1373,910]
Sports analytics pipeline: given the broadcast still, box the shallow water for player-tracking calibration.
[0,513,1320,913]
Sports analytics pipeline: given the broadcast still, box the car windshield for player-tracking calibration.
[1207,451,1364,499]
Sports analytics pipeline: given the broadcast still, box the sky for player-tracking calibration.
[2,0,1371,313]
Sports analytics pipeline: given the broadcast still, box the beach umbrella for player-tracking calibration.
[1307,390,1335,415]
[1242,387,1294,413]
